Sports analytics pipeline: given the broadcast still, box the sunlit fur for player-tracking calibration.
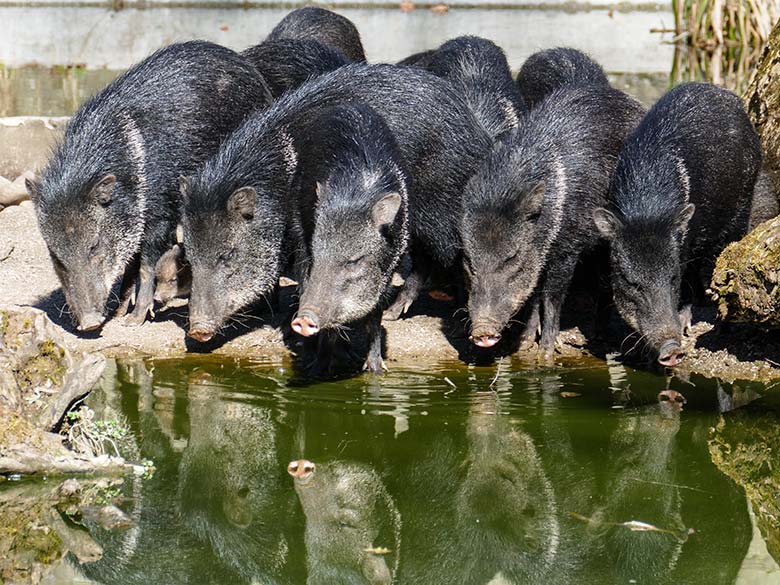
[182,63,492,339]
[242,39,351,99]
[413,35,526,140]
[294,103,409,328]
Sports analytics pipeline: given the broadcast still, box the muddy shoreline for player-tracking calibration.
[2,201,780,382]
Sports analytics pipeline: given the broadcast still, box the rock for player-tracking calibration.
[0,306,130,476]
[711,215,780,326]
[745,21,780,197]
[0,174,30,207]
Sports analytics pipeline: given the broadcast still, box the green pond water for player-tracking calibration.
[3,356,780,584]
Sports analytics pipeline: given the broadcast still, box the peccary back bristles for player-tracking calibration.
[516,47,610,110]
[242,39,352,99]
[267,6,367,63]
[410,35,525,140]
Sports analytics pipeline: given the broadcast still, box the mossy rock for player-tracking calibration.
[711,215,780,326]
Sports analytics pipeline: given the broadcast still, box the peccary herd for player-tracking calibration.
[27,7,763,374]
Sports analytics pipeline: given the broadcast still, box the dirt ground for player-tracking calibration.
[2,201,780,382]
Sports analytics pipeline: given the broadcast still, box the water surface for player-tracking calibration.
[3,356,779,584]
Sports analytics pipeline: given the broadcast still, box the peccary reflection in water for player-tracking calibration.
[289,459,401,584]
[178,376,296,583]
[455,406,560,583]
[582,391,686,584]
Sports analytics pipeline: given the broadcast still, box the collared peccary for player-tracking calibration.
[153,243,191,308]
[26,41,273,331]
[242,39,352,99]
[411,36,525,139]
[463,84,644,359]
[593,82,761,367]
[288,103,409,373]
[516,47,609,110]
[288,458,401,585]
[267,6,367,63]
[181,63,492,344]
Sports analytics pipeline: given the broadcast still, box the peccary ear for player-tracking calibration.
[521,181,545,219]
[675,203,696,232]
[92,174,116,206]
[171,243,182,258]
[371,192,402,228]
[25,177,40,204]
[593,208,621,239]
[178,175,191,200]
[228,186,257,220]
[315,181,326,200]
[175,224,184,244]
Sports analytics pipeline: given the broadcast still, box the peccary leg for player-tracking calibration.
[538,257,578,361]
[384,251,430,321]
[518,296,541,351]
[115,255,140,318]
[384,269,425,321]
[125,262,155,326]
[363,309,386,374]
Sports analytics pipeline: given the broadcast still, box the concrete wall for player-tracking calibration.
[1,5,676,72]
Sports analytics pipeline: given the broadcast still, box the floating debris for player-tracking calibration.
[364,546,392,555]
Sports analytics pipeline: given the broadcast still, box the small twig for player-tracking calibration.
[0,245,13,262]
[443,376,457,395]
[489,357,505,390]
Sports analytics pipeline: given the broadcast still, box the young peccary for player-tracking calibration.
[267,6,367,63]
[153,243,191,309]
[412,36,525,139]
[463,85,645,359]
[181,63,491,345]
[516,47,609,110]
[593,82,761,367]
[289,103,409,373]
[27,41,272,331]
[242,39,351,99]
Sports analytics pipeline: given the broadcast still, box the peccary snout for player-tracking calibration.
[657,339,685,367]
[77,311,106,332]
[470,331,502,348]
[291,310,321,337]
[188,320,217,343]
[288,459,316,481]
[469,316,504,348]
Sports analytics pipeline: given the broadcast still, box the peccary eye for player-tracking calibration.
[526,210,542,222]
[218,249,236,265]
[168,278,177,285]
[344,255,365,268]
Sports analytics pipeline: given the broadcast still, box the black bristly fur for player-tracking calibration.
[242,39,352,99]
[267,6,367,63]
[291,103,410,373]
[411,36,526,140]
[516,47,610,110]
